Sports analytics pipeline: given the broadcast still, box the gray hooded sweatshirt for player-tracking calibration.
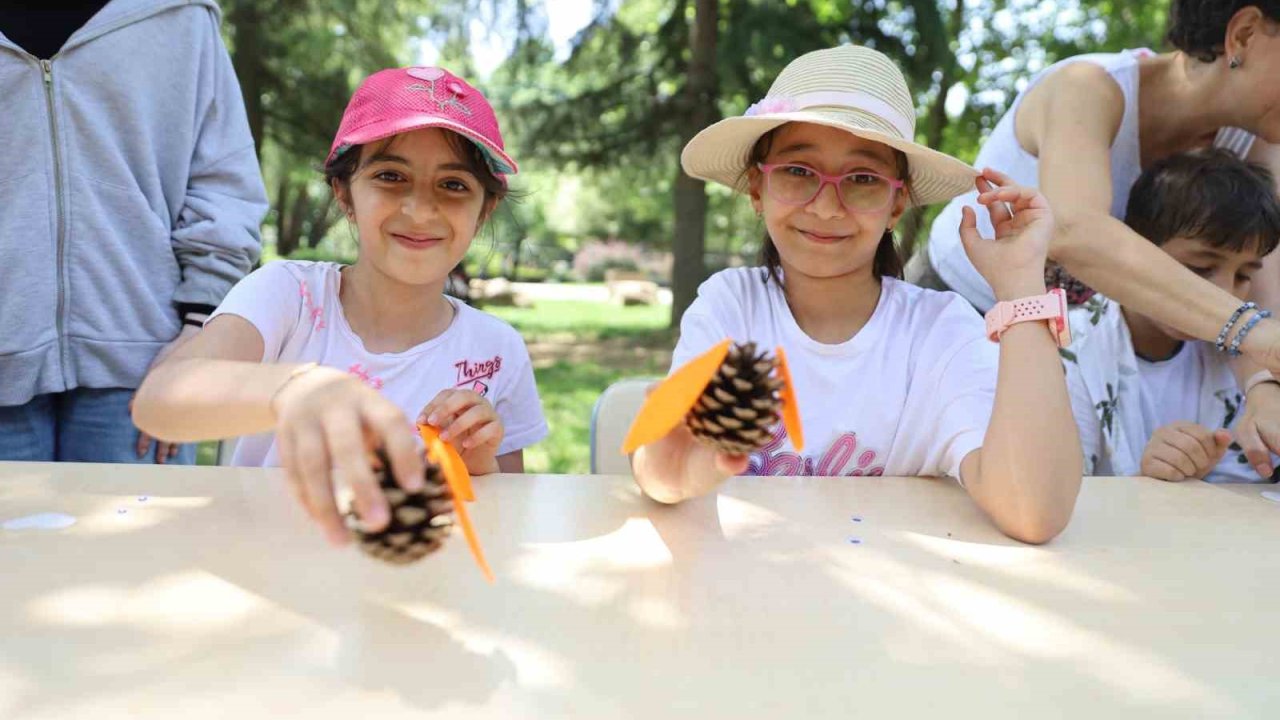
[0,0,267,406]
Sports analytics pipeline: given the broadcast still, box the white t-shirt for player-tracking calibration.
[1062,295,1268,482]
[210,261,548,467]
[672,268,999,480]
[1136,346,1201,441]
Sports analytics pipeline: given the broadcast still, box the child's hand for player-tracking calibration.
[417,390,504,475]
[959,168,1053,301]
[272,366,425,546]
[1139,422,1232,482]
[631,382,749,503]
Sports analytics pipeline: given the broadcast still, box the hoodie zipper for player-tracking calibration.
[42,58,70,385]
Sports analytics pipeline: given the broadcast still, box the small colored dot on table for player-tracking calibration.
[848,537,862,545]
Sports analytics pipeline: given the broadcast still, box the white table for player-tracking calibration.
[2,463,1278,719]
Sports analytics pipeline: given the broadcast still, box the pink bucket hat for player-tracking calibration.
[326,66,518,176]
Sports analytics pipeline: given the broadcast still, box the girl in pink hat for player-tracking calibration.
[133,67,547,547]
[632,45,1082,544]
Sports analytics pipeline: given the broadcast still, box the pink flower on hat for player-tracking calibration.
[745,96,796,117]
[407,67,445,81]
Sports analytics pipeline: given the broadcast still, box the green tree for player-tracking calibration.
[217,0,1173,293]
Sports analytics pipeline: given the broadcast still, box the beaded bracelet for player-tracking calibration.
[1228,308,1272,357]
[1217,302,1257,353]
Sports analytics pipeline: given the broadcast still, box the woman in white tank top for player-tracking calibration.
[918,3,1280,318]
[922,48,1258,309]
[914,1,1280,474]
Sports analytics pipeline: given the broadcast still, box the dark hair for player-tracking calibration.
[1166,1,1280,62]
[745,126,911,286]
[1124,147,1280,256]
[322,130,510,220]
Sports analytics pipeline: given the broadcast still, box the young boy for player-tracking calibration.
[1064,148,1280,482]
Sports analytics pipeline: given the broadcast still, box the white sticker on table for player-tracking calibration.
[2,512,77,530]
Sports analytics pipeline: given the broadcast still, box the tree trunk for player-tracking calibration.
[274,173,293,256]
[670,0,719,328]
[227,0,266,157]
[279,184,311,257]
[900,0,965,256]
[510,235,525,281]
[306,194,337,249]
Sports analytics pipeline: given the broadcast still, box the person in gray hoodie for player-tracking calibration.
[0,0,268,463]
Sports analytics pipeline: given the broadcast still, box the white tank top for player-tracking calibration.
[926,49,1257,312]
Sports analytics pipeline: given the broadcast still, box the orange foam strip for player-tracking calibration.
[443,480,494,583]
[418,424,473,501]
[621,339,732,454]
[417,425,492,582]
[774,346,804,452]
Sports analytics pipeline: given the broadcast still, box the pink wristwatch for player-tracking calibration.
[984,288,1071,347]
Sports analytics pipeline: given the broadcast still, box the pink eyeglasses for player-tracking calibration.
[758,163,904,213]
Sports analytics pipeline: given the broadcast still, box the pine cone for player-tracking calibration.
[347,451,455,565]
[685,341,783,454]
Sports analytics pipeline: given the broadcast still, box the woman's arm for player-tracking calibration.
[1246,140,1280,313]
[1231,140,1280,476]
[1021,64,1280,367]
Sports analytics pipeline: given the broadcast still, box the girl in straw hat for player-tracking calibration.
[632,45,1082,544]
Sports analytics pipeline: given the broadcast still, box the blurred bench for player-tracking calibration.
[604,269,658,306]
[468,277,530,307]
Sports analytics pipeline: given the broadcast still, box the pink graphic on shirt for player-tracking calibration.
[347,363,385,390]
[298,281,326,330]
[454,355,502,396]
[747,425,885,477]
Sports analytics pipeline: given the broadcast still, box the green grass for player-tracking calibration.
[491,300,673,474]
[521,357,666,474]
[197,441,219,466]
[484,300,670,337]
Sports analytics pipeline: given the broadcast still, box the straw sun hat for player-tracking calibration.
[681,45,978,206]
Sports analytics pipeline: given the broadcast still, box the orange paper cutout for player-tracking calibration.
[417,424,493,582]
[774,346,804,451]
[621,339,732,454]
[419,424,474,501]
